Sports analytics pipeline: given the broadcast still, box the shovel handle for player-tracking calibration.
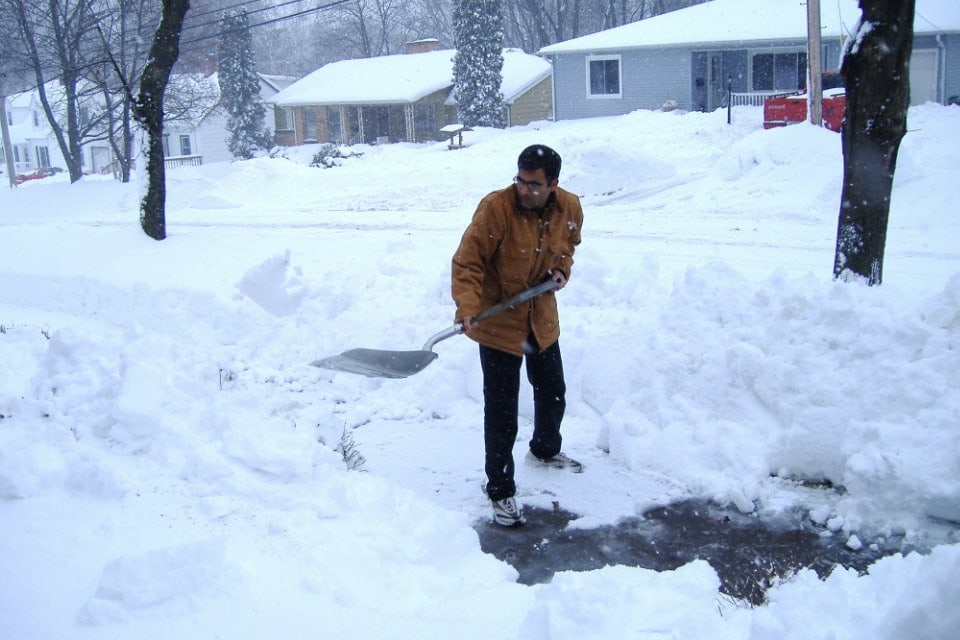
[423,279,560,351]
[473,279,560,324]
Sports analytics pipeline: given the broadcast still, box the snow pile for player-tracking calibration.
[1,103,959,639]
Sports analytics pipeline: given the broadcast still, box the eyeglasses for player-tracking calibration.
[513,175,549,192]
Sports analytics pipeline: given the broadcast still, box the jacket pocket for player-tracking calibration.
[497,243,535,289]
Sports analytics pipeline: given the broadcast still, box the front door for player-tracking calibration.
[708,53,725,110]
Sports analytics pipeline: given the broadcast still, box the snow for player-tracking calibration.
[270,48,550,107]
[539,0,959,54]
[2,102,960,639]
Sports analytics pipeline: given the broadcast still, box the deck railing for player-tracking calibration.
[729,91,788,107]
[164,154,202,169]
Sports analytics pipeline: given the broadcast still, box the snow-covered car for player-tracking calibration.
[763,72,845,132]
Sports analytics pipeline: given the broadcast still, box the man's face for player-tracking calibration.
[514,167,556,211]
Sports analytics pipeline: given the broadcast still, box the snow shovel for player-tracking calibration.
[311,279,560,379]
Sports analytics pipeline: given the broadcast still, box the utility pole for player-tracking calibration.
[1,93,16,188]
[807,0,824,126]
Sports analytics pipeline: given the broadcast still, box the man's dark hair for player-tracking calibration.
[518,144,562,181]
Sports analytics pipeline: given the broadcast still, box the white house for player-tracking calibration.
[2,72,295,180]
[163,72,295,167]
[2,82,114,177]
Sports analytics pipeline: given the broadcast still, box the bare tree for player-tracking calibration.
[502,0,708,51]
[5,0,105,182]
[134,0,190,240]
[330,0,408,58]
[92,0,162,182]
[403,0,454,47]
[833,0,915,285]
[1,3,25,186]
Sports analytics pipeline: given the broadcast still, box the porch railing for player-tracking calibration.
[729,91,787,107]
[164,154,202,169]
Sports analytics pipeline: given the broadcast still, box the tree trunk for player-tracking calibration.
[133,0,190,240]
[833,0,915,285]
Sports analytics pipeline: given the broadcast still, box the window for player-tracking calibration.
[587,55,622,98]
[33,111,39,126]
[752,52,807,91]
[413,104,436,141]
[179,135,191,156]
[162,134,170,157]
[280,107,294,130]
[36,146,50,167]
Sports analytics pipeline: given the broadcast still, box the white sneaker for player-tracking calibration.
[491,497,525,527]
[526,451,584,473]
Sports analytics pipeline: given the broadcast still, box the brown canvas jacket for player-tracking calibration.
[451,184,583,356]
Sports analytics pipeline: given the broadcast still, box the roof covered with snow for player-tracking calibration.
[270,48,552,107]
[540,0,960,55]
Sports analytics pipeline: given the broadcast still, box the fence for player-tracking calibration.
[164,154,202,169]
[729,91,785,107]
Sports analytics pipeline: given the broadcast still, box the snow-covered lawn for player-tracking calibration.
[2,104,959,639]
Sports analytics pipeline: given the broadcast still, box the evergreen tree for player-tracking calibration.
[218,10,272,159]
[452,0,505,128]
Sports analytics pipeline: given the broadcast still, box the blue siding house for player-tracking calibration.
[540,0,960,120]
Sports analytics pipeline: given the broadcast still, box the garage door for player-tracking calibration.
[910,49,938,105]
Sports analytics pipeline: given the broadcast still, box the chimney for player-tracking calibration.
[405,38,441,54]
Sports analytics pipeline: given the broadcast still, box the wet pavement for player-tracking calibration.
[475,499,907,605]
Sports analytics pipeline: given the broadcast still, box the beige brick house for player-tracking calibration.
[269,40,553,146]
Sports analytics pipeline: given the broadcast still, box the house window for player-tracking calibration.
[179,135,192,156]
[36,146,50,167]
[33,111,39,126]
[587,55,621,98]
[162,134,170,157]
[413,104,436,141]
[280,107,294,130]
[752,52,807,91]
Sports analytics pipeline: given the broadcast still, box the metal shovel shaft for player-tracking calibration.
[312,279,560,378]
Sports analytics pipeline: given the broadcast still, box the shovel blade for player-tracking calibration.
[311,348,438,379]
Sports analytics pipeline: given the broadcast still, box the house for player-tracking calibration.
[163,72,296,167]
[539,0,960,120]
[4,89,57,176]
[3,82,113,176]
[2,71,294,179]
[269,40,553,146]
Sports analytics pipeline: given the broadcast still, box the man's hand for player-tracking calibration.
[550,271,567,289]
[458,316,475,332]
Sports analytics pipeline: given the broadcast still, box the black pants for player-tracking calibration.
[480,339,566,501]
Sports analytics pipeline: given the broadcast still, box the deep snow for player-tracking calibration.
[1,104,959,639]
